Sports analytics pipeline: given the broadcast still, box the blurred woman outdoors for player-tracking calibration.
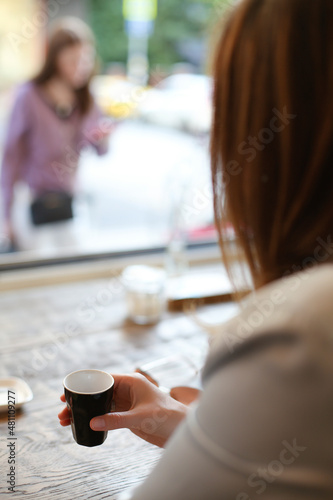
[1,17,112,251]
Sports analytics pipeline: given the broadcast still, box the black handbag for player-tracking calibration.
[30,191,73,226]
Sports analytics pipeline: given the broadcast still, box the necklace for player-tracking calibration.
[55,103,75,119]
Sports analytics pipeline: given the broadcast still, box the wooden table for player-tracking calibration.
[0,276,237,499]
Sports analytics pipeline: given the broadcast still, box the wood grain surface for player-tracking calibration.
[0,276,236,499]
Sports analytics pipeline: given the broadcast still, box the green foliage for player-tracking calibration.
[148,0,209,67]
[88,0,128,67]
[87,0,232,70]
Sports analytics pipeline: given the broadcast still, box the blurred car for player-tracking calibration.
[91,75,149,120]
[137,74,213,135]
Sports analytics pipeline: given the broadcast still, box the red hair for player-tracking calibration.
[211,0,333,290]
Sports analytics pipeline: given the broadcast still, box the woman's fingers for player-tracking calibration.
[60,374,168,437]
[59,418,71,427]
[170,387,202,405]
[90,373,168,433]
[58,394,70,425]
[58,406,70,422]
[90,410,140,432]
[58,372,187,448]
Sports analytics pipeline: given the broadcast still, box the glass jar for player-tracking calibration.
[122,266,167,325]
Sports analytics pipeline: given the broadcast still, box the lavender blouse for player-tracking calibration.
[1,82,108,219]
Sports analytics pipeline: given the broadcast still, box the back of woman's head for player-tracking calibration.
[211,0,333,289]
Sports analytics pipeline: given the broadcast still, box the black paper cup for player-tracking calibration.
[63,369,114,447]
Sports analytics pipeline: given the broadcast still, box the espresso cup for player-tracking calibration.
[63,369,114,447]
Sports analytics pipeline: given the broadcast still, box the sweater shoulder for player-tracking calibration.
[203,264,333,381]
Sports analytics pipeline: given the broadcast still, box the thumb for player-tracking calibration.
[90,411,138,432]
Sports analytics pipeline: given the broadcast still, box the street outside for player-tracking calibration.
[70,119,213,253]
[0,118,214,258]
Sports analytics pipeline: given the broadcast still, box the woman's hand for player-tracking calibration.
[86,119,118,143]
[2,219,16,248]
[58,373,188,448]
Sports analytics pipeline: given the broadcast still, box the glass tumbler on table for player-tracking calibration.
[122,266,167,325]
